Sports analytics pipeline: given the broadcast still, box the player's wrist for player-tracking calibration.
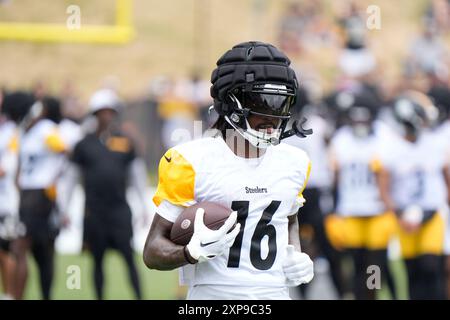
[184,245,197,264]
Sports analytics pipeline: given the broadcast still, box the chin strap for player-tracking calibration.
[220,94,313,147]
[224,115,313,147]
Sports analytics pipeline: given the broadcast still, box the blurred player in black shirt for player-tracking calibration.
[60,89,147,299]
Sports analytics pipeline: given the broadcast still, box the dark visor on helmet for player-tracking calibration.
[241,91,294,118]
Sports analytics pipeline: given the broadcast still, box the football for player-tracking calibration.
[170,201,233,246]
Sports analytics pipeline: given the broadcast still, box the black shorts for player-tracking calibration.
[0,216,14,252]
[19,189,59,242]
[0,236,10,252]
[82,205,133,252]
[298,188,323,226]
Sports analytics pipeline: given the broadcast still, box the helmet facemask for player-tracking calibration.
[224,84,295,148]
[348,106,374,138]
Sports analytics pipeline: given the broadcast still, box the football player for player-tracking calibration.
[13,95,66,300]
[428,84,450,299]
[327,90,398,300]
[0,92,24,299]
[284,101,347,299]
[377,91,449,299]
[143,41,314,300]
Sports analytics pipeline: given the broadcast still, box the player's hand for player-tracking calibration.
[282,245,314,287]
[400,205,422,233]
[399,219,420,233]
[186,208,240,263]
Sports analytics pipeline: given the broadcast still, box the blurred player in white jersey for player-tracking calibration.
[143,41,314,300]
[428,84,450,299]
[377,91,449,299]
[55,94,83,230]
[328,90,397,300]
[0,92,27,299]
[284,102,347,299]
[13,96,67,300]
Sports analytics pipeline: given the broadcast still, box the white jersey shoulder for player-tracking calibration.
[33,119,57,135]
[0,121,16,149]
[18,119,65,190]
[170,137,219,165]
[0,121,19,216]
[59,119,83,151]
[276,141,310,180]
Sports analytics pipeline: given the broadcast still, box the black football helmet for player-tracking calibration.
[392,90,438,136]
[210,41,312,148]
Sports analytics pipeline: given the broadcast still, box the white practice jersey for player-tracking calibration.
[59,119,83,152]
[434,120,450,153]
[153,136,311,287]
[284,114,332,189]
[381,130,449,211]
[0,121,18,216]
[18,119,66,190]
[330,125,385,216]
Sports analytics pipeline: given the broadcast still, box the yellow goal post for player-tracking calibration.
[0,0,134,44]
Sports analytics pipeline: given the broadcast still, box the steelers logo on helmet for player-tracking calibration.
[210,41,312,148]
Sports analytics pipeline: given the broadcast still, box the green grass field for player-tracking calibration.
[23,251,179,300]
[11,252,408,300]
[377,260,408,300]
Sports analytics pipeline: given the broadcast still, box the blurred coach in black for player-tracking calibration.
[59,89,148,299]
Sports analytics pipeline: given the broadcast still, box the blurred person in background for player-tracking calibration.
[327,90,398,300]
[427,78,450,299]
[56,81,84,179]
[335,1,378,92]
[377,91,449,299]
[277,1,305,56]
[426,63,450,127]
[158,79,198,149]
[59,89,148,300]
[424,0,450,35]
[0,92,25,299]
[58,80,84,166]
[337,1,366,50]
[284,90,347,299]
[185,73,214,129]
[53,84,85,246]
[406,22,449,78]
[13,95,67,300]
[278,0,336,56]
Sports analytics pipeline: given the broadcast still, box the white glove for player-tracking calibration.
[282,245,314,287]
[186,208,241,263]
